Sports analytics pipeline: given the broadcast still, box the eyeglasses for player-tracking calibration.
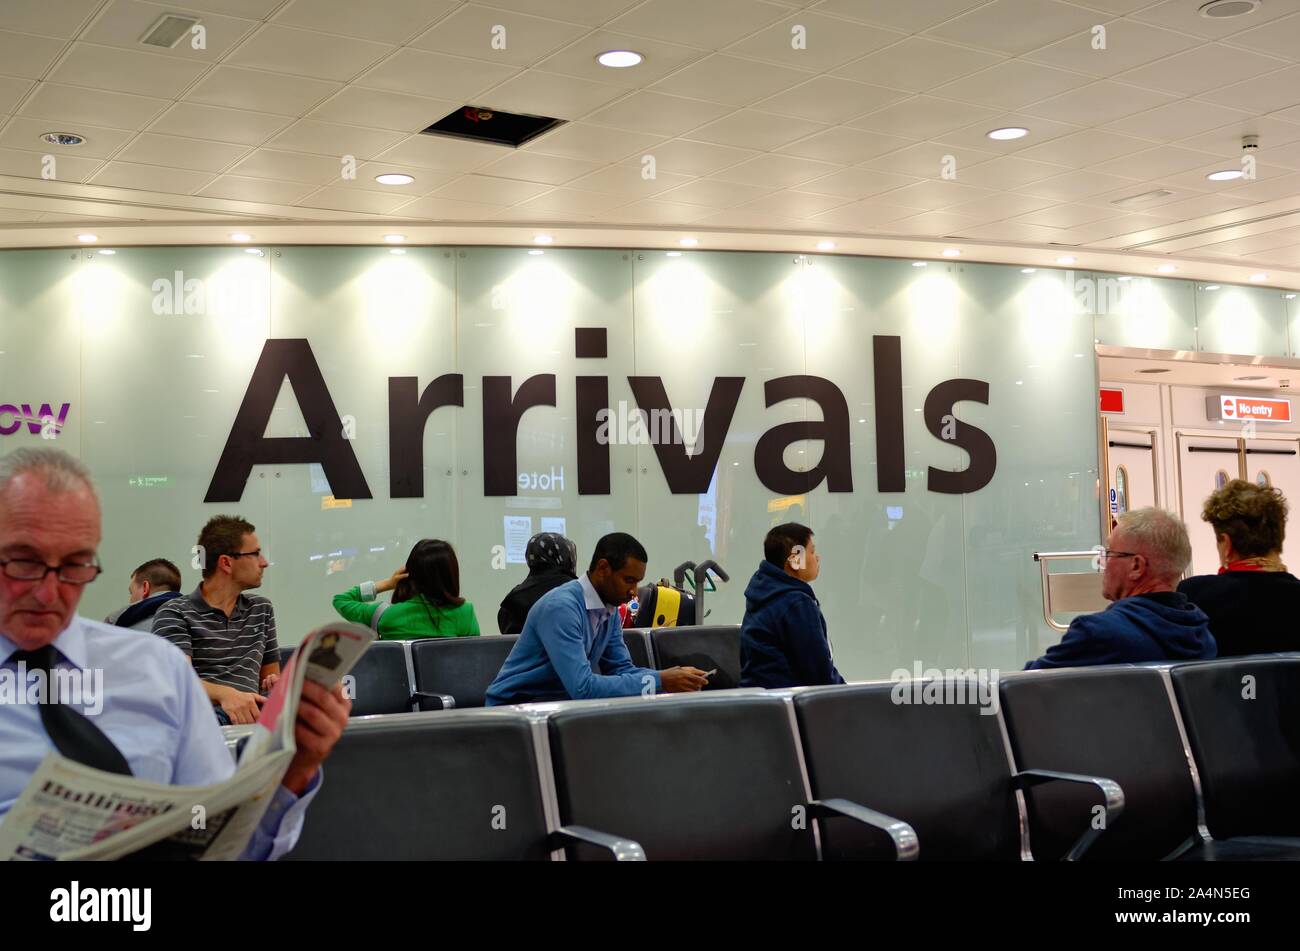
[1099,549,1139,563]
[0,558,102,585]
[227,549,262,560]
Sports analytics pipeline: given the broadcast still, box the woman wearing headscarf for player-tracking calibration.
[497,533,578,635]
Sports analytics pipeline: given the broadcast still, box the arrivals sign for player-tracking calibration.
[1206,394,1292,424]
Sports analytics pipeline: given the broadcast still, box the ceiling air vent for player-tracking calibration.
[421,105,564,148]
[1112,189,1174,208]
[141,13,201,48]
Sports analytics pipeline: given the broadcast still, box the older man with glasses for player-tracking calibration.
[0,448,350,858]
[1026,507,1217,669]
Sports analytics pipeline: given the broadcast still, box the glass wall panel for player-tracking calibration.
[1091,272,1196,351]
[1195,282,1289,357]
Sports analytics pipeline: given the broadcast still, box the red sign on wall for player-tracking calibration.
[1099,388,1125,414]
[1208,394,1292,423]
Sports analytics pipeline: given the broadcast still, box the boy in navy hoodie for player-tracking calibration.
[1027,507,1216,669]
[741,523,845,688]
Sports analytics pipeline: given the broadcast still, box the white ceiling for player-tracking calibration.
[1101,353,1300,389]
[4,0,1300,283]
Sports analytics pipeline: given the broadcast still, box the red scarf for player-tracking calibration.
[1218,560,1277,574]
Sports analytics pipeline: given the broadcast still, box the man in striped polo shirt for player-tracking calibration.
[152,515,280,725]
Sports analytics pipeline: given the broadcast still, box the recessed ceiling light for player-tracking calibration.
[1057,256,1076,265]
[41,131,84,147]
[1021,267,1036,273]
[97,249,115,255]
[390,248,406,255]
[244,248,263,256]
[912,261,928,267]
[1117,275,1132,281]
[528,249,544,255]
[666,251,682,257]
[597,50,643,68]
[229,233,251,242]
[375,173,414,186]
[383,234,404,244]
[1203,284,1220,291]
[987,127,1028,141]
[533,234,553,244]
[76,234,97,243]
[1157,264,1177,273]
[1206,169,1244,181]
[942,248,960,257]
[1250,273,1268,282]
[1286,293,1297,299]
[816,240,836,251]
[679,237,699,247]
[1235,375,1268,381]
[1199,0,1261,19]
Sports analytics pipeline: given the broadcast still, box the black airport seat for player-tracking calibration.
[344,640,416,717]
[282,711,554,860]
[620,628,654,669]
[1169,656,1300,855]
[793,681,1120,860]
[544,693,915,861]
[410,635,519,710]
[649,625,741,690]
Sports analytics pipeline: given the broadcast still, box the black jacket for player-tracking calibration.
[497,567,576,636]
[740,560,844,688]
[1178,571,1300,657]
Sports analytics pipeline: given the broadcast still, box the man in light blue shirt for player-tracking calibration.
[0,448,350,859]
[485,532,708,704]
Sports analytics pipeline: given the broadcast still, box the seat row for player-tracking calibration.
[222,653,1300,860]
[283,625,742,715]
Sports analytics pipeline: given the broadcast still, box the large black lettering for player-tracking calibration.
[388,374,464,498]
[754,376,853,494]
[482,374,556,496]
[205,339,370,503]
[924,379,997,494]
[873,335,905,492]
[575,328,610,495]
[627,377,744,493]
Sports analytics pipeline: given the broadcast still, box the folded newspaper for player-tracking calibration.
[0,621,374,861]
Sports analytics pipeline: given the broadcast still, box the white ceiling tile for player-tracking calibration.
[0,30,66,79]
[0,77,34,115]
[0,207,45,222]
[812,0,989,34]
[611,199,717,223]
[1196,64,1300,114]
[390,195,510,219]
[0,0,101,38]
[725,12,904,71]
[861,142,997,180]
[876,179,997,212]
[1146,192,1256,219]
[654,178,778,207]
[796,167,923,200]
[929,59,1092,110]
[309,88,457,133]
[946,191,1058,221]
[477,0,644,27]
[186,66,341,115]
[710,153,840,188]
[1017,129,1154,167]
[117,132,249,172]
[533,30,706,87]
[88,161,216,193]
[81,0,258,61]
[950,220,1067,242]
[732,189,847,218]
[608,0,790,48]
[808,199,918,229]
[227,25,393,82]
[196,175,317,204]
[1223,11,1300,61]
[149,0,283,16]
[300,185,411,213]
[425,174,547,205]
[934,113,1081,154]
[0,145,100,181]
[925,0,1105,56]
[1221,170,1300,202]
[1117,43,1290,98]
[480,71,628,120]
[376,134,506,171]
[686,109,828,151]
[478,149,602,184]
[273,0,458,44]
[0,116,131,157]
[20,83,169,130]
[1013,202,1117,228]
[351,160,450,195]
[651,54,815,107]
[953,155,1067,190]
[49,43,208,98]
[526,122,664,163]
[1102,99,1252,143]
[848,96,996,139]
[777,127,916,164]
[513,187,631,215]
[1177,115,1300,153]
[691,208,810,230]
[1022,18,1201,77]
[586,92,730,137]
[833,37,1003,92]
[1131,0,1298,41]
[754,76,910,124]
[409,5,587,67]
[357,48,517,101]
[149,101,292,145]
[626,138,758,176]
[1088,145,1228,180]
[564,163,694,198]
[1017,169,1145,201]
[268,120,406,159]
[1054,214,1173,244]
[1082,181,1203,211]
[1020,81,1176,126]
[888,209,986,236]
[229,148,348,184]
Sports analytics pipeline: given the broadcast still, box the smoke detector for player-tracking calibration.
[1243,134,1260,150]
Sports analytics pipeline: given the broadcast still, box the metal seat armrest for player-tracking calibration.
[410,691,456,710]
[1012,768,1125,861]
[551,825,646,861]
[808,798,919,861]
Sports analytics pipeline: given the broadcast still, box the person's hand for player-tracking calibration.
[281,680,351,795]
[260,672,279,693]
[659,666,710,693]
[216,685,265,725]
[375,566,408,594]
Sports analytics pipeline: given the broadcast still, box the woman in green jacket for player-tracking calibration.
[333,538,480,639]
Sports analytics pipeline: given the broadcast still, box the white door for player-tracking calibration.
[1246,436,1300,566]
[1107,429,1158,525]
[1177,434,1243,576]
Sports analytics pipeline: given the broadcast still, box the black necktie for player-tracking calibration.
[12,644,132,776]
